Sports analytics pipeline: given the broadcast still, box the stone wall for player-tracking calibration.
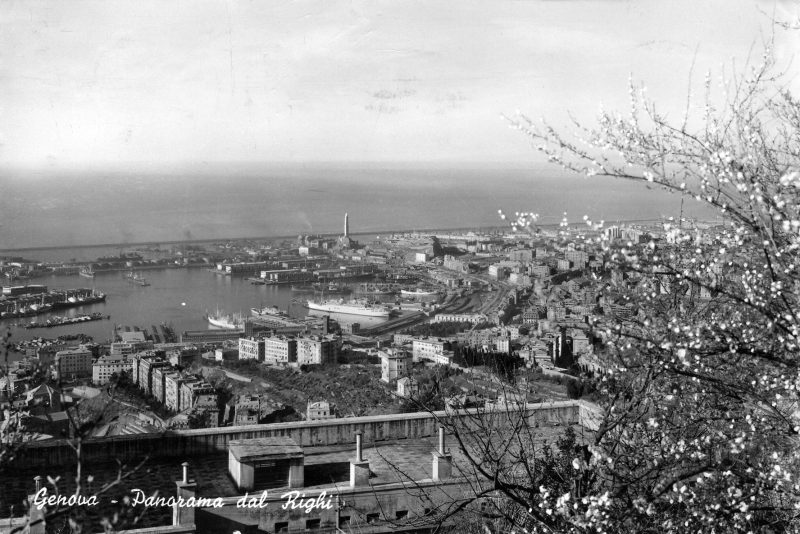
[14,401,598,468]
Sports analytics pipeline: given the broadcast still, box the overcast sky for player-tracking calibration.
[2,0,797,173]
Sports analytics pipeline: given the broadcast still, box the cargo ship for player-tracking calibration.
[206,308,245,329]
[29,298,53,314]
[306,298,390,317]
[0,290,106,319]
[49,290,107,310]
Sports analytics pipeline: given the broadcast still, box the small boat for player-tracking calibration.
[291,284,316,292]
[312,283,352,294]
[124,271,150,286]
[355,283,396,295]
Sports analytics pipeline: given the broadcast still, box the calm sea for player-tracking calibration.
[0,165,715,252]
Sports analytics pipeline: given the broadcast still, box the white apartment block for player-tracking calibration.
[92,355,133,385]
[238,337,265,361]
[264,336,297,364]
[379,348,413,383]
[396,377,419,398]
[494,337,511,352]
[307,400,336,420]
[411,338,454,366]
[297,336,337,365]
[433,313,487,324]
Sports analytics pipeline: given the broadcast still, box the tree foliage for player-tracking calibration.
[456,346,525,384]
[493,41,800,533]
[403,40,800,534]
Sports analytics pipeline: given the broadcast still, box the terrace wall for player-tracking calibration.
[14,401,599,468]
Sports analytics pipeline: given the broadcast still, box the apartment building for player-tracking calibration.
[379,348,413,383]
[264,335,297,364]
[180,379,216,414]
[92,354,133,385]
[296,335,338,365]
[411,338,454,366]
[238,336,265,361]
[54,348,92,380]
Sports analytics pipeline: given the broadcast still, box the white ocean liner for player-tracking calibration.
[306,298,390,317]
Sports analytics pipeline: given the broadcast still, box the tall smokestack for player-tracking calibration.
[344,213,349,237]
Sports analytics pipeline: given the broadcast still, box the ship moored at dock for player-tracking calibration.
[306,298,391,317]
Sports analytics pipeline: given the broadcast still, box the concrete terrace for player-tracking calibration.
[12,401,600,468]
[0,423,584,532]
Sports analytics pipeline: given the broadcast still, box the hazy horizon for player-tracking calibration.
[0,165,716,250]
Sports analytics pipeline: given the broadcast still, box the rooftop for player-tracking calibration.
[228,437,303,461]
[118,331,147,343]
[1,424,588,529]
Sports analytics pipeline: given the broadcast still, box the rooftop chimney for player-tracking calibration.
[28,477,45,534]
[174,462,197,527]
[350,430,369,487]
[432,426,452,481]
[355,430,363,462]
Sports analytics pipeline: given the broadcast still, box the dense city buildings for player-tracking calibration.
[2,216,738,534]
[111,331,154,356]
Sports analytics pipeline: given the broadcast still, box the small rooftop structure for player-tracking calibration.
[228,437,304,491]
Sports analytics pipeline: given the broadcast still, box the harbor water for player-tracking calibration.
[0,268,426,361]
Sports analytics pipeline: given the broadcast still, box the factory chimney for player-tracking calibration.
[344,213,349,237]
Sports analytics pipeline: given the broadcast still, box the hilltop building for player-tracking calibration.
[306,400,337,420]
[379,347,413,383]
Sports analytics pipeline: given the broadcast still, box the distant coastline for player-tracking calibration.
[0,226,505,253]
[0,218,714,254]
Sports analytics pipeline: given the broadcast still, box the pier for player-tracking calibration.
[20,312,108,329]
